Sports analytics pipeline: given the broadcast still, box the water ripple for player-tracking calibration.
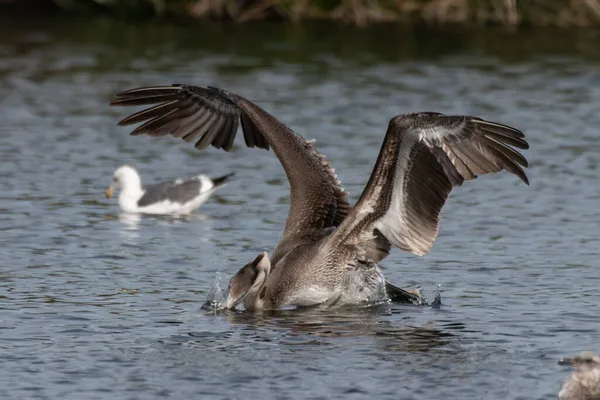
[0,15,599,400]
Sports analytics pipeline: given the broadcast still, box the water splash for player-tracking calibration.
[431,284,442,309]
[201,271,229,312]
[400,284,442,308]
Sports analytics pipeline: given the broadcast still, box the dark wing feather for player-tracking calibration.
[111,85,351,260]
[112,86,251,151]
[329,112,529,258]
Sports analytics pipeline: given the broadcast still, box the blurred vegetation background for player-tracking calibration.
[1,0,599,28]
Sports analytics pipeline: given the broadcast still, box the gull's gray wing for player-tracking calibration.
[328,112,529,258]
[137,178,203,207]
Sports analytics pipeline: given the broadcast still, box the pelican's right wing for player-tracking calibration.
[329,112,529,258]
[110,85,351,252]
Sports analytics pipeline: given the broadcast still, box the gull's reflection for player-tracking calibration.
[104,212,213,243]
[109,212,211,228]
[119,212,142,228]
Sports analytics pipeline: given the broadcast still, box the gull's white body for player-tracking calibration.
[109,165,218,215]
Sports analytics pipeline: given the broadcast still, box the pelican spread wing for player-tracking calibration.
[110,85,351,260]
[330,112,529,257]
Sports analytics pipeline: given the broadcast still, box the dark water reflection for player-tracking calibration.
[1,13,600,400]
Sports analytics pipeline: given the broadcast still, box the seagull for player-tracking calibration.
[110,84,529,311]
[559,352,600,400]
[105,164,233,215]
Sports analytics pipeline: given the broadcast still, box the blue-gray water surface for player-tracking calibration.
[1,15,600,400]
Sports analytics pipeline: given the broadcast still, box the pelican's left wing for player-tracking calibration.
[329,112,529,258]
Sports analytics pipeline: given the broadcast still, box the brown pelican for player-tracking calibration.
[110,84,529,311]
[559,352,600,400]
[105,165,233,215]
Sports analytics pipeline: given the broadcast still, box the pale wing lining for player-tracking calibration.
[373,134,453,256]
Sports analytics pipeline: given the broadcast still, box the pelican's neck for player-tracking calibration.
[244,270,269,311]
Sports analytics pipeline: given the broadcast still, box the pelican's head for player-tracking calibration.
[559,351,600,371]
[106,165,140,198]
[223,252,271,311]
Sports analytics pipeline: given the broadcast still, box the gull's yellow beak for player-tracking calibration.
[105,185,115,199]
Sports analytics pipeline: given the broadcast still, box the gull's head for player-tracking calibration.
[106,165,139,198]
[559,351,600,371]
[223,252,271,311]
